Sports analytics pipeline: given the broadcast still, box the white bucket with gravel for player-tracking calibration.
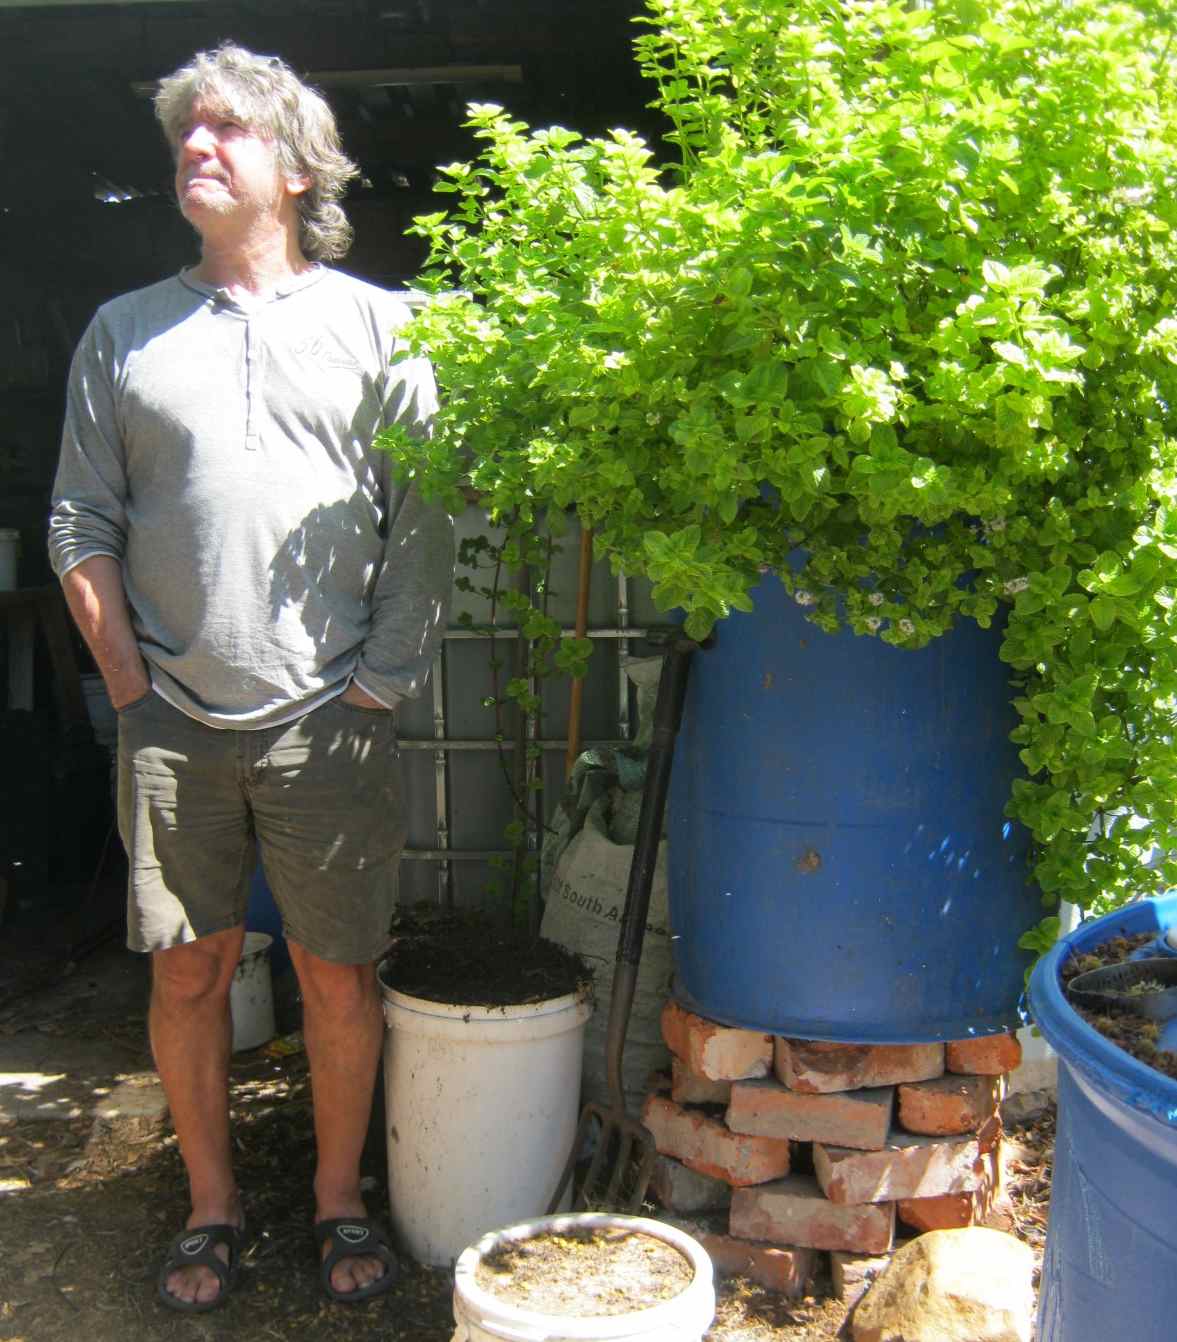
[450,1212,715,1342]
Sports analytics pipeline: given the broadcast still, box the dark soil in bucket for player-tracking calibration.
[379,907,591,1007]
[474,1224,694,1317]
[1060,932,1177,1081]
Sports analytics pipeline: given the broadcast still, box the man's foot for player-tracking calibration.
[314,1216,398,1301]
[157,1213,245,1312]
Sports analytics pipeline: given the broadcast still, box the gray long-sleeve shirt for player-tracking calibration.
[49,266,454,728]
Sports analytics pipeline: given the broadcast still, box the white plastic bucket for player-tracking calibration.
[0,529,19,591]
[380,977,592,1266]
[230,931,275,1053]
[451,1212,715,1342]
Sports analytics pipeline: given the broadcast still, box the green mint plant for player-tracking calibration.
[376,0,1177,948]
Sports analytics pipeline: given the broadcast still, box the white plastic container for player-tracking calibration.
[230,931,275,1053]
[451,1212,715,1342]
[380,976,592,1267]
[0,529,19,590]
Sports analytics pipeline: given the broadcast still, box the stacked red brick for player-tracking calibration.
[643,1002,1019,1298]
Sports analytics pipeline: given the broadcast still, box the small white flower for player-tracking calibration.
[866,616,882,632]
[646,412,659,426]
[985,517,1007,534]
[1003,576,1030,595]
[794,589,816,607]
[898,618,915,636]
[868,591,885,607]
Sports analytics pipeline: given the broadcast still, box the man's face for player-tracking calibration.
[174,100,303,233]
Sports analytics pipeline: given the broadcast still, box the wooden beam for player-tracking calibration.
[130,64,523,98]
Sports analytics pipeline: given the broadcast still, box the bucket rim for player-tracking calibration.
[452,1211,714,1337]
[1027,892,1177,1127]
[240,930,273,958]
[377,964,591,1024]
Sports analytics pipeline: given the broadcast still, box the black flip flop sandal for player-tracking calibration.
[314,1217,398,1303]
[157,1222,244,1313]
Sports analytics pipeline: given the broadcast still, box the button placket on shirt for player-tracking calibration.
[244,316,263,451]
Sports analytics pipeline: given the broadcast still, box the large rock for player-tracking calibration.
[852,1227,1033,1342]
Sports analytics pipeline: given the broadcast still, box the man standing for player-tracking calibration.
[48,44,452,1311]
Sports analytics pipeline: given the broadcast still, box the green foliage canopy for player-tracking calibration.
[377,0,1177,932]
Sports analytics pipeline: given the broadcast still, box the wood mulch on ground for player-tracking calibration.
[0,949,1056,1342]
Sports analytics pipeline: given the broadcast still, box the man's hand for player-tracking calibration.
[340,683,392,711]
[61,557,152,711]
[108,674,153,711]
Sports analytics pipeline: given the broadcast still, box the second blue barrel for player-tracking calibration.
[1027,894,1177,1342]
[667,574,1038,1042]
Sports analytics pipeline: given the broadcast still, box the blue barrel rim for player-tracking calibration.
[1027,893,1177,1127]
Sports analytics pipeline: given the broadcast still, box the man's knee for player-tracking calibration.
[289,942,378,1017]
[151,927,245,1009]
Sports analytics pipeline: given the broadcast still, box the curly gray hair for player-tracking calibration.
[154,43,358,262]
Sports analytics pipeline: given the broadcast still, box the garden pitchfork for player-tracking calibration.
[548,634,698,1213]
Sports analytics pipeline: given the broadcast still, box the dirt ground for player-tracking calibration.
[0,943,1054,1342]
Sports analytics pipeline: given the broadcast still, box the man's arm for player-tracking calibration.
[60,556,150,710]
[349,338,454,711]
[50,312,146,710]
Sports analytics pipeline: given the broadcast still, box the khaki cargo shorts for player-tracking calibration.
[117,692,406,964]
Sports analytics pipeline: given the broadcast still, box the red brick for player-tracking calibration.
[830,1250,892,1306]
[731,1174,895,1254]
[774,1038,944,1093]
[648,1153,732,1214]
[946,1033,1023,1076]
[671,1056,733,1106]
[727,1079,894,1150]
[897,1074,1003,1136]
[661,1002,772,1081]
[641,1094,791,1186]
[693,1232,818,1296]
[813,1131,987,1204]
[896,1146,1001,1232]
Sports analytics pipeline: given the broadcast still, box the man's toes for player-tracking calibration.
[166,1266,201,1304]
[356,1254,387,1289]
[329,1259,357,1295]
[165,1262,224,1306]
[330,1254,385,1295]
[194,1268,223,1305]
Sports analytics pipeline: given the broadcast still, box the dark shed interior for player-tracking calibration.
[0,0,654,952]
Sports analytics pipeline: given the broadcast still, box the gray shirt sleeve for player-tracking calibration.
[352,349,455,708]
[48,316,130,578]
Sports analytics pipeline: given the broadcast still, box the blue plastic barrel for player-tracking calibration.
[1028,894,1177,1342]
[247,861,292,976]
[666,573,1037,1042]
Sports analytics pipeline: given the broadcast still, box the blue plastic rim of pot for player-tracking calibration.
[667,573,1038,1043]
[1027,893,1177,1342]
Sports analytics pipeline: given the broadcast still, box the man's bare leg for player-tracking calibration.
[150,925,246,1306]
[288,939,388,1296]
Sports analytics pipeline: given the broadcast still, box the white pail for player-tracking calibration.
[230,931,275,1053]
[380,977,592,1267]
[450,1212,715,1342]
[0,529,19,591]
